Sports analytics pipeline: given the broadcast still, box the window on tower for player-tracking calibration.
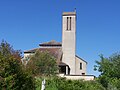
[66,17,72,30]
[70,17,71,30]
[67,17,69,30]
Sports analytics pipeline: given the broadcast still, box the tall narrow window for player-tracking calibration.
[67,17,69,30]
[80,63,82,70]
[66,17,72,30]
[70,17,71,30]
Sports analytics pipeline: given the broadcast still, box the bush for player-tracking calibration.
[35,77,105,90]
[35,77,42,90]
[26,50,58,77]
[107,78,120,90]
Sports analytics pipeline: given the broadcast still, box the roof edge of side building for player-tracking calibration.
[24,48,39,53]
[75,55,88,64]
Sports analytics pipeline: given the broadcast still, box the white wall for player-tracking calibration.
[62,12,76,75]
[58,74,95,81]
[24,53,34,58]
[64,75,94,80]
[75,56,87,75]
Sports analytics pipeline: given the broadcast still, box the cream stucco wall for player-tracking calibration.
[64,75,94,80]
[75,56,87,75]
[62,12,76,75]
[58,74,94,80]
[24,53,34,58]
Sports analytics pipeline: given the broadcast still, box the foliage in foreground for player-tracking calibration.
[35,77,105,90]
[0,40,35,90]
[26,50,58,77]
[94,53,120,90]
[1,40,120,90]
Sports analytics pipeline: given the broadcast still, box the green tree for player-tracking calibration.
[26,50,58,77]
[0,40,35,90]
[94,53,120,89]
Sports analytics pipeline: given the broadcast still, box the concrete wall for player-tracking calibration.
[24,53,34,58]
[62,12,76,75]
[64,75,94,80]
[75,56,87,75]
[59,74,95,81]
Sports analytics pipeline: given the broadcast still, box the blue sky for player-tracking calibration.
[0,0,120,76]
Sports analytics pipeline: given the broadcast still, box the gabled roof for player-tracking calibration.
[24,47,61,58]
[39,40,62,46]
[24,47,63,65]
[24,47,87,65]
[75,55,87,64]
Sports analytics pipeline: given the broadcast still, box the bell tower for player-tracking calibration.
[62,11,76,74]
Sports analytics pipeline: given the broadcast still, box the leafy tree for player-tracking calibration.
[26,50,58,77]
[0,40,35,90]
[94,53,120,89]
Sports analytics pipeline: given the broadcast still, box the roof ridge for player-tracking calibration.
[39,40,62,46]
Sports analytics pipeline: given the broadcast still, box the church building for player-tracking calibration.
[23,11,94,80]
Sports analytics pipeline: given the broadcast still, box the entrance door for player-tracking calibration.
[59,66,66,74]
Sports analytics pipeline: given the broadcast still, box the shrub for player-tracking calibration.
[35,77,105,90]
